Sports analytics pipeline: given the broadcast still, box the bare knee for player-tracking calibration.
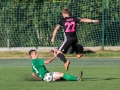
[53,72,64,80]
[58,72,64,77]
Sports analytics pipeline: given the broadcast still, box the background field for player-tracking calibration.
[0,58,120,90]
[0,0,120,89]
[0,50,120,58]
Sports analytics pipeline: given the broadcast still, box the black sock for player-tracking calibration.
[57,53,67,63]
[76,44,84,54]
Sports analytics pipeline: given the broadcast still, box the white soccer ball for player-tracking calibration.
[43,73,53,82]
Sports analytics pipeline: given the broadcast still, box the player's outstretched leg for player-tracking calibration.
[77,71,83,81]
[64,60,70,71]
[51,49,70,71]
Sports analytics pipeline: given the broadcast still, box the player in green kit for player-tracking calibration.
[29,50,83,81]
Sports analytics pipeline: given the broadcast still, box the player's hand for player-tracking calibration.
[93,20,99,23]
[53,52,57,57]
[51,37,55,43]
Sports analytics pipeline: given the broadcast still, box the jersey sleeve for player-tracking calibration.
[74,17,81,23]
[32,67,35,73]
[57,19,63,26]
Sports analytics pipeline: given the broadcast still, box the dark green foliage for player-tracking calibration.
[0,0,120,47]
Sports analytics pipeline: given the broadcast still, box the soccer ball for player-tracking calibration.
[43,73,53,82]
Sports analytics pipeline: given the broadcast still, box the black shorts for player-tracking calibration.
[58,38,78,53]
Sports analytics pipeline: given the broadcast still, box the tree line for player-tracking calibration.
[0,0,119,47]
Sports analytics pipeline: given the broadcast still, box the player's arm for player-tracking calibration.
[32,73,41,81]
[80,18,99,23]
[44,52,57,64]
[51,25,61,43]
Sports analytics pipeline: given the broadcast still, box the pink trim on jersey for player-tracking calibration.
[66,18,73,21]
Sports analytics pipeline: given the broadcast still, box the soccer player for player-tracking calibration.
[51,8,99,70]
[29,50,83,81]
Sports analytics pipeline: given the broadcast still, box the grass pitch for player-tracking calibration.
[0,58,120,90]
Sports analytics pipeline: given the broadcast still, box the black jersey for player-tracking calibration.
[58,17,81,38]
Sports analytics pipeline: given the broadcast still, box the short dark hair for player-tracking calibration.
[62,8,70,14]
[29,49,36,57]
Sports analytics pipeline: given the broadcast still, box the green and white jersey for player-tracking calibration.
[32,58,49,79]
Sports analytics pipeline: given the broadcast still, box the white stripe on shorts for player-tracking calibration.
[59,33,67,51]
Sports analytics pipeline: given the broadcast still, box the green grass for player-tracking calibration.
[0,66,120,90]
[0,58,120,90]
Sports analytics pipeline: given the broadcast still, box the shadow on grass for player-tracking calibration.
[82,77,120,81]
[83,50,96,54]
[24,76,38,81]
[82,78,98,81]
[104,78,120,80]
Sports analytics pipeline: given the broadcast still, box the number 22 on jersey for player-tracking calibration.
[65,21,76,32]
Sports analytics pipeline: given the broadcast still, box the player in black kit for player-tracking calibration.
[51,8,99,71]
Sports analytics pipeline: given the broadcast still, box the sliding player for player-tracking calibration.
[29,50,83,82]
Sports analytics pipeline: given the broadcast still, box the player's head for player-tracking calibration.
[62,8,70,18]
[29,50,38,59]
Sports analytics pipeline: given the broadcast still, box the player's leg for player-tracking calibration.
[52,72,64,81]
[77,71,83,81]
[71,42,83,58]
[75,44,84,58]
[52,72,77,81]
[52,71,83,81]
[51,49,67,63]
[51,40,72,71]
[51,49,70,71]
[63,71,83,81]
[57,52,70,71]
[58,40,74,70]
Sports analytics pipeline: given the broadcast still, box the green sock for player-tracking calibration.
[63,74,77,81]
